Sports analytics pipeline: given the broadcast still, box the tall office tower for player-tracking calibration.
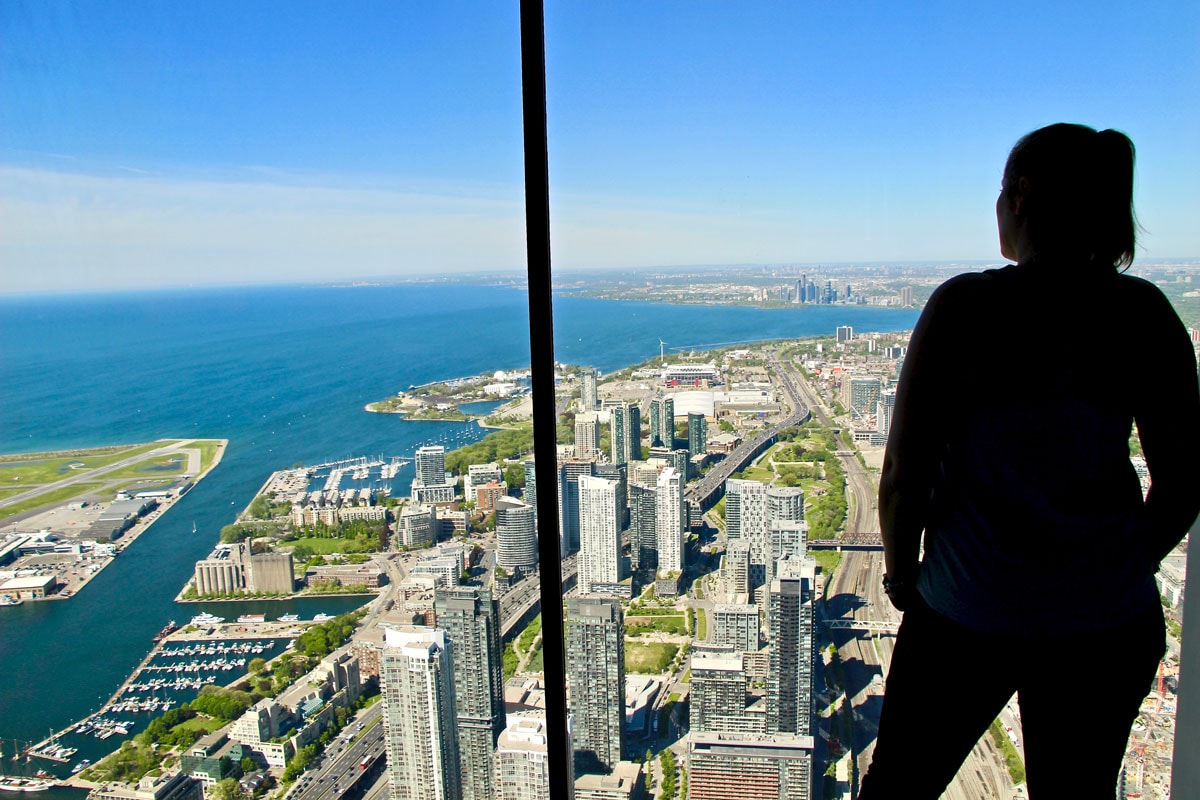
[580,367,599,411]
[766,486,804,523]
[415,445,448,487]
[655,466,684,574]
[495,497,538,573]
[724,540,751,596]
[575,412,601,460]
[877,388,897,436]
[628,482,657,572]
[725,478,769,588]
[688,412,707,457]
[578,475,622,595]
[835,325,853,343]
[793,279,802,304]
[496,714,571,800]
[523,459,537,521]
[824,280,834,304]
[381,627,462,800]
[687,733,814,800]
[770,520,808,564]
[558,459,597,557]
[900,285,914,307]
[768,557,817,736]
[566,597,626,775]
[691,651,748,734]
[649,395,675,448]
[434,588,504,800]
[609,403,641,465]
[712,603,760,652]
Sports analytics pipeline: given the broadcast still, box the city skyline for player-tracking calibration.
[4,2,1199,293]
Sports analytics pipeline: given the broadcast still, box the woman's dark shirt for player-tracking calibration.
[914,263,1190,635]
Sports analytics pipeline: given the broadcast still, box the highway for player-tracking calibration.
[288,704,386,800]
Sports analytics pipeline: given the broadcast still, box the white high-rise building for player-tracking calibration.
[415,445,449,487]
[381,627,462,800]
[577,475,621,594]
[575,412,601,460]
[495,497,538,573]
[725,478,769,587]
[464,462,504,505]
[496,714,571,800]
[655,466,684,574]
[766,486,804,523]
[770,520,808,565]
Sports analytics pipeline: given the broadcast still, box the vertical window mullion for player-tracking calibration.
[519,2,572,799]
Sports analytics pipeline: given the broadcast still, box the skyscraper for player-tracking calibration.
[655,466,684,574]
[413,445,456,503]
[725,478,769,588]
[628,481,657,573]
[567,596,626,774]
[649,395,675,448]
[691,651,748,734]
[580,367,599,411]
[434,588,504,800]
[687,733,814,800]
[766,486,804,523]
[496,713,569,800]
[688,412,707,457]
[523,458,537,523]
[577,475,621,594]
[415,445,448,486]
[558,459,597,557]
[575,412,601,460]
[495,496,538,573]
[770,520,808,565]
[381,627,462,800]
[768,557,817,736]
[609,403,641,465]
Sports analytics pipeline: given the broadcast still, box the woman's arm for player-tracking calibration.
[1133,284,1200,566]
[879,279,962,608]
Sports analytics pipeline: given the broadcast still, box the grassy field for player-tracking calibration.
[735,466,774,482]
[0,487,26,501]
[626,615,688,636]
[812,550,844,579]
[288,537,370,555]
[625,641,679,673]
[104,453,190,480]
[0,482,106,517]
[197,440,222,472]
[173,716,224,734]
[695,608,708,641]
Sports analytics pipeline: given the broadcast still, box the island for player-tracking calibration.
[0,439,226,604]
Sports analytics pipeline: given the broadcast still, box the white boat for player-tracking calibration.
[236,614,266,623]
[0,777,57,793]
[190,613,225,626]
[312,613,334,622]
[278,613,300,622]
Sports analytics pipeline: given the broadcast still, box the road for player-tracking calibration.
[288,704,386,800]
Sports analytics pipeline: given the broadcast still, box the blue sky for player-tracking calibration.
[2,1,1197,292]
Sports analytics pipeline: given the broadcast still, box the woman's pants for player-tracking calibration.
[857,598,1165,799]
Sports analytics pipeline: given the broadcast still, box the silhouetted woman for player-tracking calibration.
[859,123,1200,798]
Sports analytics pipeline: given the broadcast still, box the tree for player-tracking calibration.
[247,494,272,519]
[214,778,245,800]
[248,657,267,674]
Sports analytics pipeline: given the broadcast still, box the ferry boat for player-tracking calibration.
[189,613,225,626]
[278,613,300,622]
[236,614,266,624]
[0,596,22,607]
